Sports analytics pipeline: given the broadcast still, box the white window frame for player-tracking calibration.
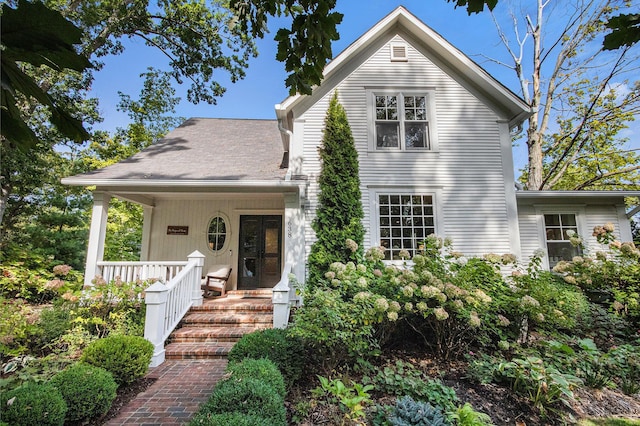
[534,206,586,270]
[367,89,438,152]
[206,213,230,253]
[369,187,444,262]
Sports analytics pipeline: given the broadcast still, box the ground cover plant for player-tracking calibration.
[286,225,640,425]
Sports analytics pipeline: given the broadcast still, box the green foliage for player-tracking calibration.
[81,335,153,386]
[607,343,640,395]
[308,92,365,284]
[313,376,374,422]
[0,0,92,152]
[0,297,39,358]
[199,377,286,425]
[189,411,281,426]
[553,225,640,326]
[0,382,67,426]
[50,362,117,423]
[0,251,82,302]
[452,403,494,426]
[388,395,451,426]
[363,360,458,413]
[62,277,147,340]
[227,328,304,386]
[0,354,72,393]
[226,358,286,399]
[496,356,582,415]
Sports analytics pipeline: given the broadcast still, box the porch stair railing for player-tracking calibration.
[143,251,205,367]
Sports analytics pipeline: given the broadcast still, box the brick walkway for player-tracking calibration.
[105,359,228,425]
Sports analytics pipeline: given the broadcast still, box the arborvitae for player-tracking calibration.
[307,92,364,285]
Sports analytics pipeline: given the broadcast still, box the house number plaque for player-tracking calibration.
[167,226,189,235]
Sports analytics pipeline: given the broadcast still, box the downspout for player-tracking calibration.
[275,103,293,181]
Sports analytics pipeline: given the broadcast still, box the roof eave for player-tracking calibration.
[61,177,300,191]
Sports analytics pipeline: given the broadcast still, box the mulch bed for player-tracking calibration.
[92,377,157,425]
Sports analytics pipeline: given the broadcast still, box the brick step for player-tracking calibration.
[165,342,236,360]
[182,312,273,326]
[225,289,273,298]
[170,325,270,343]
[191,298,273,313]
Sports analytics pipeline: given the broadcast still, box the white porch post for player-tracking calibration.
[140,206,154,261]
[84,192,110,287]
[188,250,205,307]
[144,282,168,367]
[284,191,306,290]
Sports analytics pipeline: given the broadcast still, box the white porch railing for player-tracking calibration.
[272,262,294,328]
[143,251,205,367]
[97,261,188,284]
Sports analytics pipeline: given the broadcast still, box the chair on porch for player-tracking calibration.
[201,264,232,298]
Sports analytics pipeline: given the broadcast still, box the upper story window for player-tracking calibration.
[370,91,435,151]
[207,215,228,252]
[544,213,582,268]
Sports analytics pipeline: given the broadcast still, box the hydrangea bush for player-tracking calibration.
[292,235,589,362]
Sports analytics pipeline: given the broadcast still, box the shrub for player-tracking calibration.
[0,297,38,358]
[189,411,279,425]
[227,328,304,386]
[200,377,286,425]
[226,358,286,398]
[452,403,493,426]
[50,363,117,423]
[0,383,67,426]
[81,334,153,386]
[388,396,451,426]
[29,306,71,354]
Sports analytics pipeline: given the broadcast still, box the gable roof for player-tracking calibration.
[276,6,531,128]
[62,118,288,187]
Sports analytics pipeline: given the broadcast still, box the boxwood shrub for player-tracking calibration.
[50,363,117,423]
[226,358,286,398]
[0,383,67,426]
[227,328,304,386]
[189,411,280,425]
[81,334,153,386]
[200,377,286,425]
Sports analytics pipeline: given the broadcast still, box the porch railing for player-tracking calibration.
[143,251,205,367]
[96,261,188,284]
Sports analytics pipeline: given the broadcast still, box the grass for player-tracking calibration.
[578,419,640,426]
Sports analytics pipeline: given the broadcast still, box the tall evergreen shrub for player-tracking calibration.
[307,92,364,284]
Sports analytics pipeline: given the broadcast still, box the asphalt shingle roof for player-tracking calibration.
[73,118,287,181]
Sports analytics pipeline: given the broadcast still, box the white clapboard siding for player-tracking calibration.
[147,196,285,289]
[298,34,514,258]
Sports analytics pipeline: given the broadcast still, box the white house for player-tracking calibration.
[63,6,639,292]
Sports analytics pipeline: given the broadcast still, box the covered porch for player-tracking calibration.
[61,118,308,366]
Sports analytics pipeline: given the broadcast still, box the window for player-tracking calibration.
[544,213,581,267]
[375,93,430,150]
[378,194,435,260]
[207,216,227,252]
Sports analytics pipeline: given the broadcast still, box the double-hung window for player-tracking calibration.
[374,92,431,150]
[544,213,582,267]
[378,194,436,260]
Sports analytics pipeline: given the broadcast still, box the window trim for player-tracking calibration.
[369,187,443,263]
[206,213,230,253]
[367,88,438,153]
[534,205,586,270]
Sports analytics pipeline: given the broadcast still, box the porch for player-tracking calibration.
[95,256,296,367]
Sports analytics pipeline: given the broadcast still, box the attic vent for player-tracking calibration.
[390,43,408,62]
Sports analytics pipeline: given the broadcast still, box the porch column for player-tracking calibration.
[188,250,205,307]
[140,206,154,261]
[84,192,110,287]
[284,192,306,291]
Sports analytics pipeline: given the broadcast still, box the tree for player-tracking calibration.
[307,92,364,284]
[604,13,640,49]
[1,0,92,152]
[491,0,639,190]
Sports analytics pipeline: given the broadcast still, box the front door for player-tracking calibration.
[238,215,282,289]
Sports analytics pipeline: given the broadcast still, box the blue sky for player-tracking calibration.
[87,1,638,175]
